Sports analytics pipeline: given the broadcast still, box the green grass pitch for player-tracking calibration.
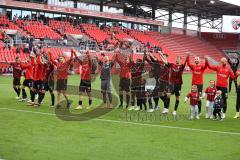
[0,74,240,160]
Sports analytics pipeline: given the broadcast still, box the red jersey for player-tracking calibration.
[10,62,22,78]
[50,52,73,80]
[75,53,92,81]
[131,61,144,85]
[116,54,131,79]
[187,91,199,105]
[159,63,170,82]
[44,63,55,82]
[20,58,34,80]
[169,63,185,85]
[208,64,236,88]
[205,87,217,101]
[33,55,45,81]
[187,56,207,85]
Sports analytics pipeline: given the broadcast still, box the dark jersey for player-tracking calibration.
[11,62,22,78]
[205,87,217,101]
[99,61,114,80]
[169,63,185,85]
[145,56,170,83]
[187,91,199,106]
[213,96,223,109]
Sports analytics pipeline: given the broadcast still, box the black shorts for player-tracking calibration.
[131,86,139,92]
[157,79,173,93]
[33,80,44,91]
[44,80,54,91]
[13,77,20,86]
[119,78,130,92]
[196,84,203,93]
[79,80,91,92]
[171,84,182,96]
[23,79,33,88]
[56,79,68,91]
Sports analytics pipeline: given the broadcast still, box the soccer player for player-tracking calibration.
[203,80,217,119]
[154,51,172,114]
[43,55,55,108]
[31,52,45,106]
[144,51,162,112]
[128,52,145,111]
[73,49,93,110]
[160,54,187,115]
[4,56,25,100]
[115,46,132,109]
[144,51,170,113]
[207,57,239,118]
[20,53,35,104]
[49,50,74,109]
[227,55,239,92]
[184,85,200,120]
[97,53,115,108]
[186,54,208,116]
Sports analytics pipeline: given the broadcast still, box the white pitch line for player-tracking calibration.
[0,107,240,136]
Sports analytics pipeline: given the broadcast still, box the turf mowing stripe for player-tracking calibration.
[0,107,240,136]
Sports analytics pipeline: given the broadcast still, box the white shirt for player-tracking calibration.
[145,78,156,91]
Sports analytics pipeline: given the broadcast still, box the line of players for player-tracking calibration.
[4,44,240,119]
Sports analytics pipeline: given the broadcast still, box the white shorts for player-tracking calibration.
[206,100,214,108]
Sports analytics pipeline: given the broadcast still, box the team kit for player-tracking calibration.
[5,43,240,121]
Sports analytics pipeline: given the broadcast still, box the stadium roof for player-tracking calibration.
[79,0,240,19]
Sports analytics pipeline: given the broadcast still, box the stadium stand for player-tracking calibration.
[16,20,61,39]
[48,20,83,35]
[130,30,160,47]
[80,23,110,43]
[147,32,224,62]
[0,16,19,30]
[201,32,238,50]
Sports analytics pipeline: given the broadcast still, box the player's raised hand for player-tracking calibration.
[186,49,191,56]
[30,52,36,58]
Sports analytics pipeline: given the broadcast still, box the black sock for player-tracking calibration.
[38,93,42,104]
[153,97,159,108]
[165,98,170,109]
[17,88,21,96]
[174,99,179,111]
[148,98,153,109]
[38,92,45,104]
[126,94,130,107]
[89,99,92,106]
[138,99,142,110]
[22,89,27,99]
[14,87,20,96]
[50,92,55,106]
[131,95,135,106]
[30,90,35,102]
[78,100,82,105]
[119,94,123,106]
[198,100,202,113]
[108,92,112,103]
[103,93,107,104]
